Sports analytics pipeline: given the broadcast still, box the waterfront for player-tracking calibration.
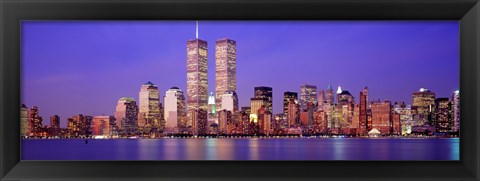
[22,138,459,160]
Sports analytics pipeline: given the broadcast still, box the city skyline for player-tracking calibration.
[22,21,459,127]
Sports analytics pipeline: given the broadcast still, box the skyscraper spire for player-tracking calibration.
[195,21,198,39]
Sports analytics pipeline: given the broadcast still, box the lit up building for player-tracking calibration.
[337,89,355,128]
[92,116,115,136]
[300,103,314,127]
[20,104,29,136]
[114,97,138,134]
[50,115,60,135]
[435,98,453,133]
[240,107,251,134]
[257,106,272,135]
[218,109,232,134]
[254,86,273,113]
[138,81,163,130]
[362,86,369,108]
[300,84,317,112]
[283,91,298,115]
[208,92,216,114]
[392,113,401,135]
[215,38,237,110]
[221,90,239,112]
[451,90,460,133]
[325,84,334,104]
[313,110,327,133]
[190,109,208,135]
[412,88,435,126]
[164,87,187,129]
[250,97,265,117]
[359,88,368,134]
[68,114,92,137]
[318,90,325,111]
[352,104,360,130]
[393,102,413,135]
[371,100,392,135]
[28,106,43,137]
[287,98,299,127]
[187,24,208,128]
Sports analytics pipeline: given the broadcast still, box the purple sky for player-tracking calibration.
[22,21,459,128]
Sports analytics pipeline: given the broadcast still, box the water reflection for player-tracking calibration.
[21,138,460,160]
[205,139,217,160]
[248,138,260,160]
[163,139,179,160]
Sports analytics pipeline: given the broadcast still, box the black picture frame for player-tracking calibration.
[1,0,479,180]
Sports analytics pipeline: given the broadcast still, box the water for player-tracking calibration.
[21,138,459,160]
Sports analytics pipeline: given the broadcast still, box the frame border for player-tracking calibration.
[1,0,479,180]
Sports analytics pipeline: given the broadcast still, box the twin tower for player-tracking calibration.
[186,22,237,129]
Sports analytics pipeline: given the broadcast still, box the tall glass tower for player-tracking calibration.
[187,21,208,127]
[215,38,237,110]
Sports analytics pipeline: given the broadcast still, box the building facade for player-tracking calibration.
[138,82,163,130]
[300,84,318,112]
[412,88,435,126]
[20,104,29,136]
[114,97,138,134]
[254,86,273,113]
[215,38,237,110]
[164,87,187,129]
[92,116,115,136]
[283,91,298,115]
[187,38,208,127]
[371,100,392,135]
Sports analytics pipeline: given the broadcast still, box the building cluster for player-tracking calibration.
[20,23,460,138]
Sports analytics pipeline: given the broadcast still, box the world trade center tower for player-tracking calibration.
[186,22,208,126]
[215,38,237,110]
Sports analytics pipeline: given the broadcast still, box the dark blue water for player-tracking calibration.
[21,138,459,160]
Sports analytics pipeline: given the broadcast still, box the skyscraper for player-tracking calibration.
[435,98,453,133]
[287,98,299,128]
[164,87,187,129]
[92,116,115,136]
[114,97,138,133]
[215,38,237,110]
[187,22,208,128]
[254,86,273,113]
[359,90,368,134]
[283,91,298,115]
[250,97,265,116]
[190,109,208,135]
[207,92,217,125]
[325,84,334,104]
[371,100,392,135]
[208,92,216,115]
[362,87,369,107]
[138,81,163,130]
[412,88,435,126]
[318,90,325,110]
[28,106,42,137]
[300,84,317,112]
[393,102,413,134]
[221,90,239,112]
[451,90,460,133]
[20,104,29,136]
[217,109,232,134]
[50,115,60,129]
[69,114,92,137]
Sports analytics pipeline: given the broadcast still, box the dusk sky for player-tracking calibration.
[22,21,459,127]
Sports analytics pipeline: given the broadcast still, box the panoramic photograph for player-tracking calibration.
[21,21,459,160]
